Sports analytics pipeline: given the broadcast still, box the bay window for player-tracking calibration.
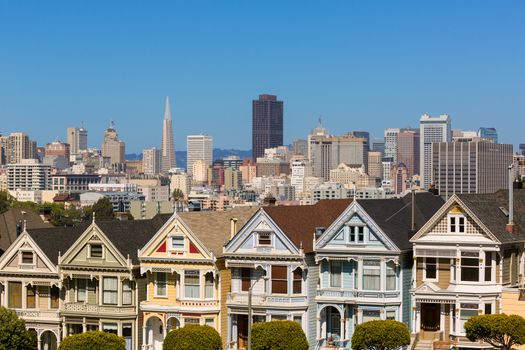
[103,277,118,305]
[8,282,22,308]
[330,261,342,288]
[386,261,396,290]
[155,272,167,297]
[424,257,437,280]
[461,252,479,282]
[123,280,132,305]
[26,285,36,308]
[271,265,288,294]
[184,270,200,298]
[204,272,214,299]
[363,260,380,290]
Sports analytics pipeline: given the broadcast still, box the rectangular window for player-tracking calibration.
[184,270,200,298]
[90,244,103,258]
[241,268,251,292]
[386,310,396,320]
[123,324,132,350]
[330,261,342,288]
[77,279,87,302]
[21,251,34,264]
[458,217,465,233]
[272,265,288,294]
[484,252,492,282]
[50,286,60,309]
[450,217,456,232]
[205,318,215,328]
[358,226,364,243]
[294,315,302,325]
[26,285,36,308]
[484,303,492,315]
[386,261,396,290]
[363,260,381,290]
[171,236,185,250]
[8,282,22,308]
[258,232,271,246]
[425,257,437,280]
[350,227,356,242]
[204,272,214,299]
[293,268,302,294]
[185,318,200,325]
[460,303,479,332]
[155,272,167,297]
[461,252,480,282]
[102,323,118,335]
[103,277,118,305]
[362,310,381,323]
[123,280,132,305]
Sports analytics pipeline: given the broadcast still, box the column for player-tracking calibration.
[142,326,147,347]
[22,282,27,309]
[117,277,122,307]
[82,317,87,332]
[412,255,417,289]
[357,258,363,290]
[440,304,445,332]
[62,322,67,340]
[117,322,122,337]
[99,276,103,305]
[380,258,386,292]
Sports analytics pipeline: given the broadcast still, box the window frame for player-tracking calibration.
[449,214,466,233]
[8,282,22,308]
[204,272,214,299]
[76,279,87,302]
[184,270,200,299]
[423,257,438,281]
[386,261,397,290]
[460,252,480,282]
[123,280,133,305]
[271,265,289,295]
[26,285,36,309]
[102,277,118,305]
[257,232,272,246]
[362,260,381,291]
[50,285,60,309]
[20,251,35,265]
[154,272,168,298]
[170,236,185,251]
[89,244,104,259]
[329,260,342,288]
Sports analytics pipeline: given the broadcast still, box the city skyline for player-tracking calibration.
[1,1,524,152]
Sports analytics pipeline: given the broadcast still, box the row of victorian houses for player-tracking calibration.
[0,189,524,350]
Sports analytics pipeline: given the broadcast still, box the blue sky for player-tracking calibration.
[0,1,524,152]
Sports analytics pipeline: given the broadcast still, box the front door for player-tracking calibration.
[237,315,248,349]
[421,303,441,339]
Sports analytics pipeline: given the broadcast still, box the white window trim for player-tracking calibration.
[154,272,168,298]
[448,214,466,234]
[423,257,439,282]
[182,270,201,300]
[88,243,104,259]
[76,279,87,303]
[256,232,273,247]
[362,259,381,291]
[19,250,35,266]
[169,235,185,252]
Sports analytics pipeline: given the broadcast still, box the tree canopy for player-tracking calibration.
[88,197,115,220]
[163,324,222,350]
[465,314,525,350]
[172,188,185,201]
[251,320,308,350]
[59,331,125,350]
[351,320,410,350]
[0,306,37,350]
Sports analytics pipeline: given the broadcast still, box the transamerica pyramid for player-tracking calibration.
[161,96,176,172]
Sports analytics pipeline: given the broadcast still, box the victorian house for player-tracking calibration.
[138,207,257,350]
[314,193,443,350]
[57,215,168,350]
[223,201,351,350]
[410,189,525,349]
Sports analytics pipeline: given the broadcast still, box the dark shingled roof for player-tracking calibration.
[0,208,53,255]
[263,192,444,252]
[27,214,171,265]
[456,189,525,244]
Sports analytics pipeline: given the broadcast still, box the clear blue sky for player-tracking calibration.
[1,1,524,152]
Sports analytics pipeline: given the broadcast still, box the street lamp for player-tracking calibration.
[247,272,268,350]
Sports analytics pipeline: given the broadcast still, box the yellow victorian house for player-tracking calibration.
[138,207,257,350]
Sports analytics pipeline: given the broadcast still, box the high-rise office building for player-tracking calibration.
[520,144,525,156]
[67,126,88,156]
[143,147,162,175]
[384,128,400,163]
[396,129,420,177]
[252,94,283,161]
[371,138,385,156]
[432,141,512,198]
[223,156,243,170]
[419,114,451,189]
[161,96,176,173]
[477,127,498,143]
[4,132,36,164]
[186,134,213,176]
[367,151,383,179]
[7,159,51,191]
[101,123,125,165]
[45,140,70,159]
[349,131,370,150]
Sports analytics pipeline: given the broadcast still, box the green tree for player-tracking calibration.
[465,314,525,350]
[351,320,410,350]
[163,324,222,350]
[251,320,308,350]
[0,306,37,350]
[172,189,185,202]
[59,331,125,350]
[90,197,115,220]
[0,191,11,214]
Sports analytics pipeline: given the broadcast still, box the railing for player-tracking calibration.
[227,293,307,306]
[141,345,153,350]
[180,300,219,308]
[316,289,400,299]
[16,309,60,320]
[63,303,135,314]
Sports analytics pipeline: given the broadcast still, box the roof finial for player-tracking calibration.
[23,219,27,232]
[92,211,96,224]
[353,182,357,201]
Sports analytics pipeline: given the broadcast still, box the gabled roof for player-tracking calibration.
[178,207,258,258]
[455,189,525,244]
[263,200,352,253]
[27,215,171,265]
[0,208,52,254]
[357,192,444,250]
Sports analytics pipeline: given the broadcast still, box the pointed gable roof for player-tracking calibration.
[0,208,53,254]
[178,207,258,257]
[263,200,351,253]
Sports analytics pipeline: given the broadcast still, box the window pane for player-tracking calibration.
[293,268,302,294]
[51,286,60,309]
[156,272,167,296]
[22,252,33,264]
[103,277,118,304]
[8,282,22,308]
[77,279,87,302]
[386,262,396,290]
[461,258,479,282]
[363,260,380,290]
[171,236,184,250]
[26,285,36,308]
[241,268,251,292]
[205,272,214,299]
[358,227,364,242]
[272,266,288,294]
[362,310,381,323]
[123,280,132,305]
[330,261,342,288]
[426,258,437,279]
[185,271,200,298]
[90,244,103,258]
[258,233,271,245]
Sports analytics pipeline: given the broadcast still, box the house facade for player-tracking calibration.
[411,190,525,348]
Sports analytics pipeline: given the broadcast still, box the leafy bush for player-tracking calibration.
[352,320,410,350]
[163,324,222,350]
[465,314,525,350]
[58,331,125,350]
[0,306,37,350]
[251,320,308,350]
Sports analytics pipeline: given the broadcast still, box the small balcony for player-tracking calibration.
[316,288,400,301]
[62,302,135,316]
[16,309,60,321]
[227,293,307,308]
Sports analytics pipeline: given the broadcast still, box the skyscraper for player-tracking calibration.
[67,126,88,156]
[477,127,498,143]
[252,94,283,161]
[396,129,420,177]
[5,132,36,164]
[384,128,400,163]
[419,114,451,189]
[143,147,161,175]
[101,123,125,165]
[186,134,213,176]
[161,96,176,173]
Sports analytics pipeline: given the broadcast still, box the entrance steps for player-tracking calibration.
[414,340,434,350]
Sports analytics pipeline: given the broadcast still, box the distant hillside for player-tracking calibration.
[125,148,251,170]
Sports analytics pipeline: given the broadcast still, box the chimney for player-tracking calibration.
[230,218,238,239]
[506,162,516,233]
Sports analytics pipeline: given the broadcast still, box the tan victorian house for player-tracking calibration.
[138,207,257,350]
[410,189,525,349]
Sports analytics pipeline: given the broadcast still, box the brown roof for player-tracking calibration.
[0,208,53,255]
[263,200,352,253]
[178,207,259,258]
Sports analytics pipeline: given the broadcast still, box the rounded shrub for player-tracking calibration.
[58,331,125,350]
[251,320,308,350]
[0,306,37,350]
[352,320,410,350]
[163,324,222,350]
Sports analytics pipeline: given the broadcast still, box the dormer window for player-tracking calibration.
[349,226,365,243]
[89,244,103,258]
[258,232,272,246]
[450,216,465,233]
[21,251,34,264]
[171,236,185,251]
